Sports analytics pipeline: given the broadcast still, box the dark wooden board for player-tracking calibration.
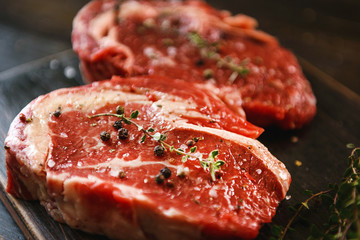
[0,49,359,240]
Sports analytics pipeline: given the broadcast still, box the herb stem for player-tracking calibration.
[89,113,124,118]
[276,146,360,239]
[90,113,188,155]
[279,189,332,240]
[89,110,225,181]
[188,32,250,79]
[340,219,353,240]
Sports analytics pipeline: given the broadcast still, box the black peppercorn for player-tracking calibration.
[155,173,165,184]
[118,171,126,179]
[154,145,165,156]
[100,131,111,141]
[53,109,61,117]
[113,120,123,129]
[196,59,204,66]
[118,128,128,139]
[160,167,171,179]
[186,139,195,147]
[116,106,125,115]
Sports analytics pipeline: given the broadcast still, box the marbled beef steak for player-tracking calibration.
[72,0,316,129]
[5,76,290,240]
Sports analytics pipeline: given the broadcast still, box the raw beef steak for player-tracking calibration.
[5,76,290,240]
[72,0,317,129]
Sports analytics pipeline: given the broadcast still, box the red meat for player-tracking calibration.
[5,76,290,240]
[72,0,316,129]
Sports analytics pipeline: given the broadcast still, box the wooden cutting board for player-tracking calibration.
[0,50,359,240]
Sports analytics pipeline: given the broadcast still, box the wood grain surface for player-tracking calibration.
[0,0,359,239]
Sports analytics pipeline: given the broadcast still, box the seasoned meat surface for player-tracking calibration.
[5,76,290,240]
[72,0,316,129]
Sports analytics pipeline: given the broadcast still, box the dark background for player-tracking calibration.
[0,0,359,239]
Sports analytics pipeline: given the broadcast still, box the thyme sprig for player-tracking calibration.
[89,108,225,181]
[272,189,332,240]
[270,145,360,240]
[188,32,250,80]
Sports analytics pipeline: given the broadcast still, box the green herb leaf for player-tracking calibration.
[188,32,207,48]
[209,149,219,159]
[200,160,209,169]
[235,66,250,77]
[270,146,360,240]
[176,148,184,155]
[122,118,131,125]
[271,225,283,237]
[214,160,225,168]
[188,32,250,81]
[190,146,197,153]
[346,143,355,149]
[130,110,139,119]
[90,108,226,182]
[182,155,189,163]
[160,134,167,141]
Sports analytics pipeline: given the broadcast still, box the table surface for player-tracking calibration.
[0,0,359,239]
